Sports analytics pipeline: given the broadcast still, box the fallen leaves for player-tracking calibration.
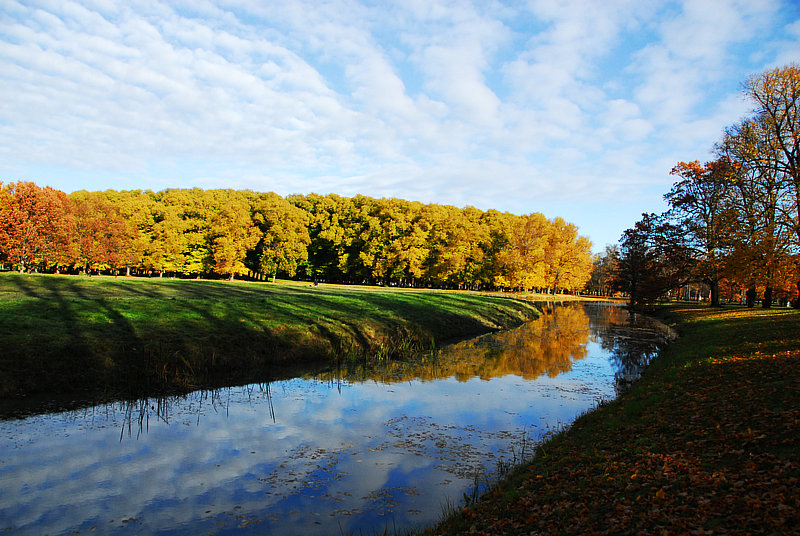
[428,306,800,535]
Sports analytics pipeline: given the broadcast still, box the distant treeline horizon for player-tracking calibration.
[0,182,593,292]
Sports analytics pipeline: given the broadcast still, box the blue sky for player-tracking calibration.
[1,0,799,251]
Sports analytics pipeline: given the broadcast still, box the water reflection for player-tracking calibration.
[585,303,677,392]
[315,303,591,384]
[0,302,674,536]
[116,384,277,441]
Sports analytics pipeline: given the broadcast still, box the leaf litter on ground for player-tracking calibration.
[427,304,800,535]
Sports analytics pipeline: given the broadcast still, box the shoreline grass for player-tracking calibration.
[426,304,800,535]
[0,272,542,399]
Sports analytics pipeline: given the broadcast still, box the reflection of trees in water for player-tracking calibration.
[441,304,590,381]
[5,304,673,426]
[316,304,591,384]
[586,303,676,393]
[82,304,675,435]
[316,303,675,390]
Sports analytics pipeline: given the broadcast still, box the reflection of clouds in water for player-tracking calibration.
[0,303,667,535]
[2,376,606,534]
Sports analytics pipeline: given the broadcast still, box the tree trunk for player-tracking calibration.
[746,287,757,308]
[794,280,800,308]
[709,280,721,307]
[762,286,773,309]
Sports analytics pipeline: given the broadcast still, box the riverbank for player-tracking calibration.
[428,304,800,535]
[0,273,542,398]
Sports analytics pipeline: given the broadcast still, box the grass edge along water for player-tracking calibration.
[0,272,545,399]
[426,304,800,535]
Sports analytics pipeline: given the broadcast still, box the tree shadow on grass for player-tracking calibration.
[0,276,540,401]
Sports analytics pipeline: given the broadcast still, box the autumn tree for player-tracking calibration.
[588,245,619,296]
[494,212,549,291]
[248,192,310,282]
[69,191,136,274]
[0,182,598,291]
[0,181,72,272]
[613,213,692,307]
[382,200,430,286]
[425,205,490,289]
[719,117,794,307]
[94,190,153,276]
[12,182,67,270]
[742,64,800,303]
[204,189,260,280]
[665,160,737,306]
[346,195,387,284]
[481,209,516,288]
[543,217,593,294]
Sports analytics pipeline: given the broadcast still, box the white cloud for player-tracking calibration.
[629,0,778,127]
[0,0,798,248]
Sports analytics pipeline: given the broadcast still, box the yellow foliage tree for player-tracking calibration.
[495,212,549,291]
[544,217,593,294]
[205,190,260,280]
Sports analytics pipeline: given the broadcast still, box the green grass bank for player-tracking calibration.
[0,273,541,398]
[428,304,800,535]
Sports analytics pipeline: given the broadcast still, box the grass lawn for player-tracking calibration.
[0,272,541,398]
[428,304,800,535]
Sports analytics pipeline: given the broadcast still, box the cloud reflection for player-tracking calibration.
[0,303,671,535]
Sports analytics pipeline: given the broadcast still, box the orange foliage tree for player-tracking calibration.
[0,181,72,272]
[69,191,137,275]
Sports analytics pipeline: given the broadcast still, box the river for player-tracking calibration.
[0,302,674,535]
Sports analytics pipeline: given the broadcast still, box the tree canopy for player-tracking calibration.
[611,63,800,308]
[0,183,593,293]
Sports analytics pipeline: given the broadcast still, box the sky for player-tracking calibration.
[1,0,799,251]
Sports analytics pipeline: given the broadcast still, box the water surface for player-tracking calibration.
[0,302,673,535]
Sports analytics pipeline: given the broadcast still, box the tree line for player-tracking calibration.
[605,64,800,308]
[0,184,593,293]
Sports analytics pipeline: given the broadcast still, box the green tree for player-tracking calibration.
[249,192,311,282]
[289,193,353,282]
[613,213,692,307]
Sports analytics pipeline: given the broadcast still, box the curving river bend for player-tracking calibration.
[0,302,674,535]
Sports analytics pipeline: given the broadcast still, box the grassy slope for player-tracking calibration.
[0,273,540,398]
[429,305,800,535]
